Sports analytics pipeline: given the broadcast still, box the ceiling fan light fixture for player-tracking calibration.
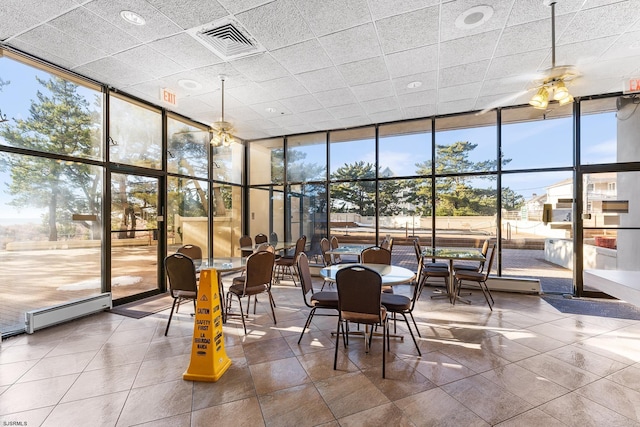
[210,74,236,147]
[558,94,574,106]
[529,87,549,109]
[553,81,570,101]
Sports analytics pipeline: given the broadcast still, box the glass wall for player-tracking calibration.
[213,183,242,257]
[288,183,327,259]
[109,94,162,169]
[330,127,376,243]
[580,98,617,165]
[287,132,327,182]
[0,51,105,334]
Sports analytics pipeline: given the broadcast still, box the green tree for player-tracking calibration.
[330,161,376,216]
[411,141,513,216]
[0,76,101,240]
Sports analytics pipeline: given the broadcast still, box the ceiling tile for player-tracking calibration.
[0,0,80,40]
[402,104,435,119]
[327,104,365,119]
[361,97,399,115]
[296,67,347,93]
[13,24,106,67]
[226,82,278,103]
[249,101,293,118]
[279,94,323,113]
[367,0,438,21]
[438,30,501,68]
[145,0,228,30]
[439,61,490,88]
[397,90,435,108]
[494,15,573,58]
[271,39,333,75]
[84,0,183,43]
[340,116,372,129]
[267,113,304,127]
[560,2,636,44]
[439,0,511,42]
[437,99,476,115]
[260,76,309,98]
[215,0,275,15]
[385,44,438,78]
[74,56,154,86]
[297,109,335,124]
[337,56,389,86]
[224,105,264,122]
[506,0,582,27]
[6,38,76,70]
[318,23,381,65]
[48,7,141,55]
[393,72,437,95]
[230,53,290,82]
[375,6,439,54]
[368,109,404,124]
[600,31,640,61]
[438,82,481,103]
[114,45,185,78]
[553,36,618,67]
[148,33,223,69]
[485,49,548,80]
[294,0,371,37]
[351,81,394,102]
[314,87,358,108]
[235,0,313,50]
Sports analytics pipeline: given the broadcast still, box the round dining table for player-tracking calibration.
[319,263,415,285]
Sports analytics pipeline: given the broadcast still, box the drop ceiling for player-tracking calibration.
[2,0,639,140]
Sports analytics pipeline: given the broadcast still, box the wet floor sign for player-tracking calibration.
[183,268,231,381]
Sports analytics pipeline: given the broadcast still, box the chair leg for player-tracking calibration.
[164,298,178,336]
[298,308,316,344]
[267,290,277,325]
[401,312,421,356]
[236,295,247,334]
[409,312,421,338]
[382,318,387,379]
[334,318,342,370]
[479,281,494,310]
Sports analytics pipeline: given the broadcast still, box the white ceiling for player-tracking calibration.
[2,0,640,140]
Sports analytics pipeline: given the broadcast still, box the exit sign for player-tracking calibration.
[623,77,640,94]
[161,88,177,105]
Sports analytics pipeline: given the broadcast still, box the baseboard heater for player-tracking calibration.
[25,292,112,334]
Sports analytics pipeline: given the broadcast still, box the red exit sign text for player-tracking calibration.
[161,88,177,106]
[623,78,640,94]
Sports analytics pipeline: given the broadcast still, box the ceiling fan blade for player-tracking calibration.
[476,89,534,115]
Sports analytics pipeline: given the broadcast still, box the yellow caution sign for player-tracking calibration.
[183,268,231,382]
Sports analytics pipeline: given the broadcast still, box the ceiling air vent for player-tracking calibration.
[188,18,264,60]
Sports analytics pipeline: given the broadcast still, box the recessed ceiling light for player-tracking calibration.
[407,81,423,89]
[178,79,202,91]
[120,10,146,26]
[455,5,493,30]
[265,107,277,113]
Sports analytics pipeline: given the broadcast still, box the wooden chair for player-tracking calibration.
[360,246,391,265]
[381,259,424,356]
[176,244,202,260]
[254,233,268,244]
[297,253,338,344]
[226,250,277,334]
[275,235,306,286]
[239,235,253,258]
[453,239,490,272]
[164,253,198,336]
[334,265,388,378]
[454,243,496,310]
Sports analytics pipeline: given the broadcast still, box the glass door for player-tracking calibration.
[110,172,160,300]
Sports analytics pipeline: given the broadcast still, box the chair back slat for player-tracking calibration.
[244,250,275,291]
[239,235,253,257]
[255,233,268,244]
[320,237,332,266]
[297,252,315,303]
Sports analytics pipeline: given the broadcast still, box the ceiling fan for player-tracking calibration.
[477,0,580,115]
[172,74,237,146]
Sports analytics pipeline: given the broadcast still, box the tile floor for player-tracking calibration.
[2,277,640,427]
